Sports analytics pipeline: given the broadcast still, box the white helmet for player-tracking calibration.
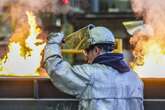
[88,26,115,45]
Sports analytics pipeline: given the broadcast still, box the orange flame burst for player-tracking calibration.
[130,0,165,77]
[0,11,46,76]
[131,34,165,77]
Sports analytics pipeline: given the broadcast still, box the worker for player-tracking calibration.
[44,26,144,110]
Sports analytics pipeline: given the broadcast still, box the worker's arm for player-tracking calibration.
[44,33,91,96]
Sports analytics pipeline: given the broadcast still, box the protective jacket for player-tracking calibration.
[44,43,144,110]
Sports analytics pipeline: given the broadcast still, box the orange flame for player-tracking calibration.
[0,11,46,76]
[131,34,165,77]
[130,0,165,77]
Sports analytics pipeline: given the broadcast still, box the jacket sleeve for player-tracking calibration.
[44,43,91,96]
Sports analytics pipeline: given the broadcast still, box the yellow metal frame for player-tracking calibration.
[62,39,122,54]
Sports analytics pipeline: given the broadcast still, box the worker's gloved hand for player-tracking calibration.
[44,32,64,62]
[47,32,64,45]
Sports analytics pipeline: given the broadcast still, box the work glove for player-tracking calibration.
[44,32,64,62]
[47,32,64,44]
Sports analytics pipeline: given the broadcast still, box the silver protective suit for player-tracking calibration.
[44,43,144,110]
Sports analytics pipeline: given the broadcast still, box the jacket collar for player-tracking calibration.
[92,53,130,73]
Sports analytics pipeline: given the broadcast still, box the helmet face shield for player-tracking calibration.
[63,25,115,54]
[63,24,95,50]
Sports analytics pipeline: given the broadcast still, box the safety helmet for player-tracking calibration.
[84,26,115,53]
[88,26,115,45]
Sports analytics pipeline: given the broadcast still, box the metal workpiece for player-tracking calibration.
[0,77,164,110]
[0,99,78,110]
[143,78,165,110]
[0,77,78,110]
[0,77,73,98]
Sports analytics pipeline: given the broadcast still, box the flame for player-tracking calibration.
[131,36,165,77]
[130,0,165,77]
[0,11,46,76]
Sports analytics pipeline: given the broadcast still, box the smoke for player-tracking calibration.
[130,0,165,77]
[0,0,71,14]
[0,0,71,42]
[131,0,165,38]
[0,0,71,29]
[130,0,165,57]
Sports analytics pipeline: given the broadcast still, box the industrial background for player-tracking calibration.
[0,0,165,110]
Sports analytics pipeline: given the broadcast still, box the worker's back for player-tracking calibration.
[77,64,144,110]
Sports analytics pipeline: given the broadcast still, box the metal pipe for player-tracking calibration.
[62,49,83,54]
